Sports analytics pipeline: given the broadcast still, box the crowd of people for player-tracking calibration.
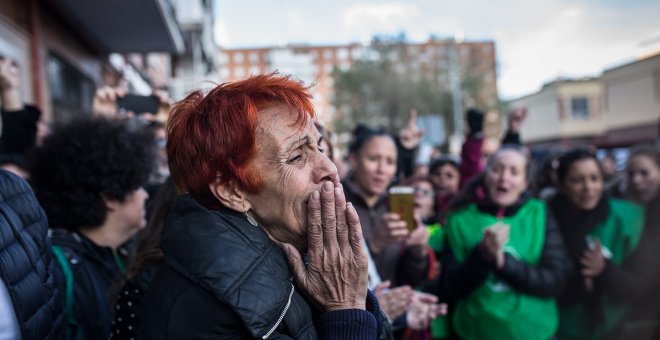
[1,57,660,340]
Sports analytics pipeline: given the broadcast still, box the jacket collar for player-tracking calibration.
[161,195,294,338]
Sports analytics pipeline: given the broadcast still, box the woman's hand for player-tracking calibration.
[369,213,410,254]
[374,281,413,320]
[283,180,369,312]
[581,238,606,278]
[92,86,126,118]
[0,58,22,111]
[482,223,509,269]
[407,292,447,331]
[406,225,430,247]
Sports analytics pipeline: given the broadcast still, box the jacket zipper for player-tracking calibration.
[262,283,294,339]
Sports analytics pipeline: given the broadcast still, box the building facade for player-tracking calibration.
[509,52,660,148]
[218,39,499,129]
[0,0,184,122]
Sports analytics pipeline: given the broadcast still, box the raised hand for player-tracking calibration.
[508,108,527,133]
[283,180,369,312]
[92,86,127,118]
[0,58,19,91]
[0,58,22,111]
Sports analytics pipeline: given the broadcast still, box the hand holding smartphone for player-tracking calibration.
[389,186,416,232]
[117,94,160,115]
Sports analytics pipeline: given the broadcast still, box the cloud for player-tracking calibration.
[213,0,660,98]
[342,3,423,41]
[495,2,660,98]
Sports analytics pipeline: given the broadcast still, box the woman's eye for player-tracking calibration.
[288,155,303,163]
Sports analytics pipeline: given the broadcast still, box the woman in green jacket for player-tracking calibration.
[549,149,644,339]
[431,146,571,340]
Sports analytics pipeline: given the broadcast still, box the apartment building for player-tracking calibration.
[218,38,499,129]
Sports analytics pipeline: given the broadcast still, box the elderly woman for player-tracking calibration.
[431,146,570,340]
[139,74,388,339]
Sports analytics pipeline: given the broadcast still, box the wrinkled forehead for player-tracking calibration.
[256,104,316,145]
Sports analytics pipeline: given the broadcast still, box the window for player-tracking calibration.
[323,49,334,60]
[337,48,348,61]
[249,52,259,63]
[47,53,95,123]
[233,52,243,63]
[571,97,589,119]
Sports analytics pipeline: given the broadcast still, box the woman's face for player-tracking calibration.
[413,180,436,220]
[349,136,397,198]
[246,105,337,250]
[430,164,460,196]
[561,158,604,210]
[627,155,660,203]
[114,187,149,234]
[485,150,528,207]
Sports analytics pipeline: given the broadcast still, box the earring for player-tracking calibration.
[244,209,258,226]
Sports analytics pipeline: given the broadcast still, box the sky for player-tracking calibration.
[214,0,660,99]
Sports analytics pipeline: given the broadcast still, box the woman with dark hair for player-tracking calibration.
[343,126,428,284]
[588,145,660,337]
[29,117,155,340]
[139,73,388,339]
[430,146,570,339]
[110,178,176,339]
[549,149,644,339]
[428,158,460,222]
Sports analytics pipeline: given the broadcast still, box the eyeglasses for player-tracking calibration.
[414,187,435,198]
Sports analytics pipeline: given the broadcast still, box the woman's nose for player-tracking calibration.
[314,152,338,183]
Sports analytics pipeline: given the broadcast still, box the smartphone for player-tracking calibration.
[117,94,160,115]
[388,186,416,232]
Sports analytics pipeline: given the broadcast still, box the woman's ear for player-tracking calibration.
[208,175,250,212]
[102,195,117,212]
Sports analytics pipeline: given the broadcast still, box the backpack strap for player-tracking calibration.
[52,245,81,339]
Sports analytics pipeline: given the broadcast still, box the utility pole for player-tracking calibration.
[448,35,464,155]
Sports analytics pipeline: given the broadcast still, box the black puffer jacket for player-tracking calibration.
[0,170,63,339]
[140,194,389,339]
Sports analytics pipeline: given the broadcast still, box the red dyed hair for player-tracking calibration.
[167,73,316,210]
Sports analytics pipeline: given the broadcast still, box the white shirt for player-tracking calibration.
[0,279,21,339]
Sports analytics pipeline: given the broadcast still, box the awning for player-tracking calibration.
[45,0,185,54]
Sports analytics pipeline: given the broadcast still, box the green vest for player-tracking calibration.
[426,223,450,339]
[557,198,644,340]
[445,199,558,340]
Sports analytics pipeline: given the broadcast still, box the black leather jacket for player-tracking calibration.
[0,170,63,339]
[140,194,389,339]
